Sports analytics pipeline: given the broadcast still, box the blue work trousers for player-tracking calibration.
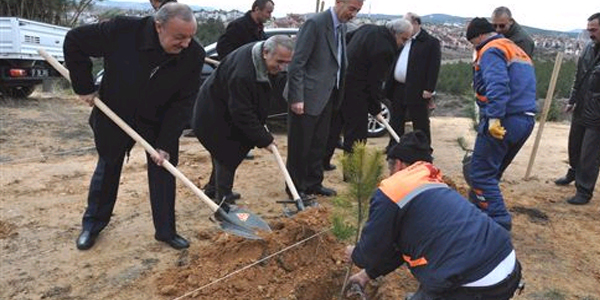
[469,115,534,231]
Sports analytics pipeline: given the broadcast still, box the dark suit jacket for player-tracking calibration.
[385,29,441,106]
[64,16,204,161]
[216,11,266,60]
[285,9,346,116]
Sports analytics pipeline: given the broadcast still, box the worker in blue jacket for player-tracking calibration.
[347,130,522,300]
[466,17,537,231]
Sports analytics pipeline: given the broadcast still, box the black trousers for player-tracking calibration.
[324,92,372,162]
[205,149,248,201]
[83,142,179,240]
[287,95,334,192]
[323,107,344,166]
[410,260,522,300]
[341,95,370,153]
[388,83,431,149]
[568,122,600,199]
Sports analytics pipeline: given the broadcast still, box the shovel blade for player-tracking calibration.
[276,195,319,216]
[215,206,271,239]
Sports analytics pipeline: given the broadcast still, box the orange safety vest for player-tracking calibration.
[474,38,532,103]
[378,161,448,268]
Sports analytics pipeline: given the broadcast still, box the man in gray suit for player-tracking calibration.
[285,0,363,197]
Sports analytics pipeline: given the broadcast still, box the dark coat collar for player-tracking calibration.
[138,16,164,52]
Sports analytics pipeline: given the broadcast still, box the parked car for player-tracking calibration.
[95,28,391,137]
[0,17,69,98]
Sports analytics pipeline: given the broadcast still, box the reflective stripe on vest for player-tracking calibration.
[403,254,428,268]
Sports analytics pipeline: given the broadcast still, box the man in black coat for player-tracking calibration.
[385,12,441,148]
[491,6,535,58]
[216,0,274,60]
[323,19,413,169]
[192,35,294,206]
[64,3,204,250]
[555,13,600,205]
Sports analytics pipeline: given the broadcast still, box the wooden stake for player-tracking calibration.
[524,52,563,179]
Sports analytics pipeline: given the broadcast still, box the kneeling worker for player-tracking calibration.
[346,130,522,300]
[192,35,294,205]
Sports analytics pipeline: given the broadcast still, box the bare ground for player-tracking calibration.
[1,92,599,300]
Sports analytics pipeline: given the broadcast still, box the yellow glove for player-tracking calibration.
[488,118,506,139]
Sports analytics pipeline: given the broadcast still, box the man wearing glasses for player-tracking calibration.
[491,6,534,57]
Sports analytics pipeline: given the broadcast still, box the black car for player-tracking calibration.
[95,28,391,137]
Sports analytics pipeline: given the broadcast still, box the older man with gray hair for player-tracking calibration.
[324,19,413,170]
[64,2,204,250]
[192,35,294,209]
[384,12,441,149]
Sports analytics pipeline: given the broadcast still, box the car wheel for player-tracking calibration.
[367,99,391,138]
[0,85,35,99]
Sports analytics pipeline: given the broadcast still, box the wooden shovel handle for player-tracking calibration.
[38,48,219,212]
[376,114,400,143]
[268,144,305,210]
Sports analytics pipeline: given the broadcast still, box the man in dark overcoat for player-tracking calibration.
[192,35,293,205]
[216,0,274,60]
[64,3,204,250]
[323,19,413,169]
[385,12,441,147]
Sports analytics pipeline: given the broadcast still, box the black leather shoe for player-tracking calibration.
[555,169,575,186]
[224,192,241,202]
[76,230,98,250]
[156,234,189,250]
[567,194,590,205]
[285,186,308,200]
[307,185,337,197]
[205,189,241,202]
[323,163,337,171]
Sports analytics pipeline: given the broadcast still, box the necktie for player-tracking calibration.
[336,23,346,88]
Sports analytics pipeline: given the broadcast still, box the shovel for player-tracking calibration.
[375,114,400,143]
[268,144,318,215]
[38,48,271,240]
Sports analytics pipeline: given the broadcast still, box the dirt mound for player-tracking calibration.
[155,206,417,300]
[156,207,348,299]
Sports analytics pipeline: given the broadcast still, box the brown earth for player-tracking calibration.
[1,91,599,300]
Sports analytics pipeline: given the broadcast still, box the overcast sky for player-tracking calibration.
[114,0,597,32]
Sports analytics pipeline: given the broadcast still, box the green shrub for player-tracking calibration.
[331,142,383,242]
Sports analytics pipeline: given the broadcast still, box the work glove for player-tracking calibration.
[488,118,506,140]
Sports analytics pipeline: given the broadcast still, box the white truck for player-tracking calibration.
[0,17,69,98]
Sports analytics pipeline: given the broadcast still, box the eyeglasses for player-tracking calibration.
[492,23,507,29]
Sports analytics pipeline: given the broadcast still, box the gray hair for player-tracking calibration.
[155,2,195,23]
[385,18,413,35]
[404,12,421,25]
[492,6,512,18]
[264,35,295,53]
